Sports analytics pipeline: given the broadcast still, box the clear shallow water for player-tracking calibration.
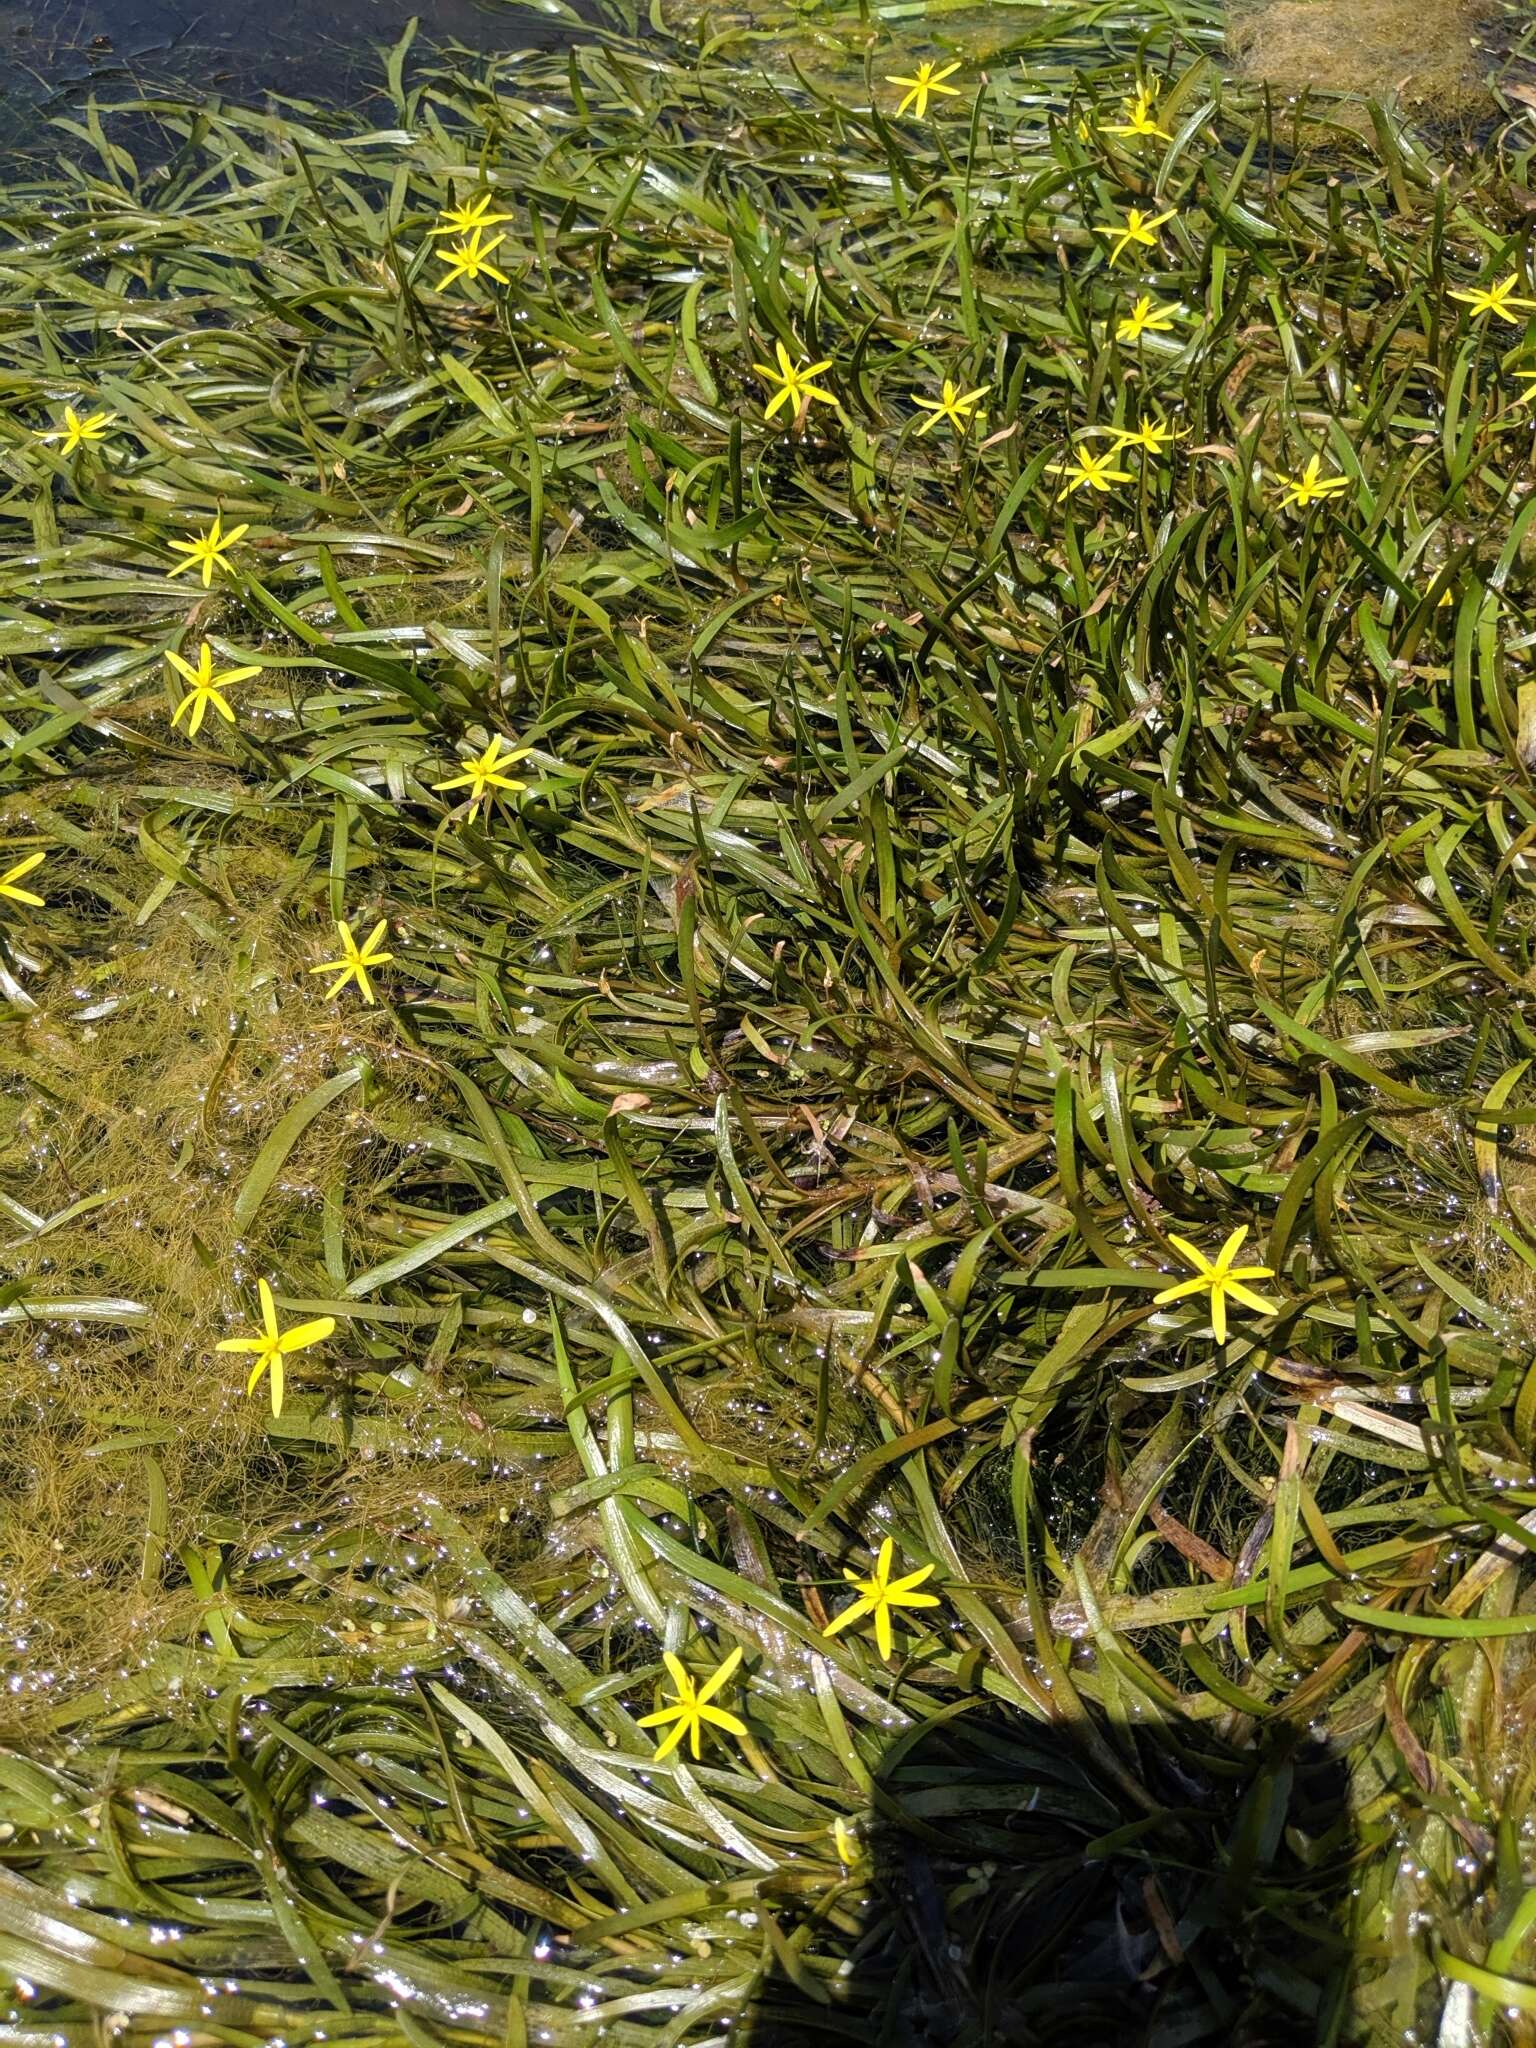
[8,0,1518,169]
[1,0,582,151]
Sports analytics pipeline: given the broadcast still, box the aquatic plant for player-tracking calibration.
[311,918,396,1005]
[1149,1224,1279,1344]
[886,56,963,118]
[33,405,114,455]
[821,1536,941,1660]
[3,0,1536,2040]
[635,1643,748,1762]
[164,511,248,586]
[164,641,261,735]
[216,1276,337,1418]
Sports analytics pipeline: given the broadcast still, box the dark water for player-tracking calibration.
[2,0,580,152]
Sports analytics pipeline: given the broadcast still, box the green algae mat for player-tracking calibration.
[6,1,1536,2040]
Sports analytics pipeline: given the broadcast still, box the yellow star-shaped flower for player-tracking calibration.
[1095,204,1177,268]
[0,851,45,908]
[428,192,514,238]
[822,1537,940,1660]
[1512,368,1536,406]
[310,918,394,1004]
[1448,273,1536,324]
[1105,88,1171,140]
[433,734,531,821]
[1275,453,1350,510]
[1116,294,1179,342]
[166,513,250,588]
[36,405,117,454]
[216,1277,336,1419]
[753,340,836,423]
[1109,413,1186,454]
[436,227,510,291]
[166,642,261,738]
[912,378,991,437]
[1047,446,1134,496]
[885,58,962,119]
[636,1645,747,1762]
[1151,1224,1279,1344]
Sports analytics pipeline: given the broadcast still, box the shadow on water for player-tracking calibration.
[743,1705,1355,2047]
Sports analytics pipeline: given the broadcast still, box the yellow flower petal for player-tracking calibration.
[1152,1275,1208,1307]
[1164,1232,1212,1271]
[276,1316,337,1353]
[697,1703,748,1736]
[887,1563,938,1599]
[1,850,47,905]
[822,1596,872,1639]
[650,1718,690,1762]
[1215,1224,1250,1269]
[1224,1282,1279,1317]
[696,1645,744,1703]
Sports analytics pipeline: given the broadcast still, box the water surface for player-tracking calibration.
[2,0,580,152]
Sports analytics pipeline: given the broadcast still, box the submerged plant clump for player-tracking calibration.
[1228,0,1491,116]
[4,0,1536,2039]
[0,830,480,1708]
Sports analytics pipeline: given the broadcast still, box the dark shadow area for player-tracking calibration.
[744,1705,1354,2047]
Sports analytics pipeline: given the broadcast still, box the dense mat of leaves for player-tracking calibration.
[6,1,1536,2040]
